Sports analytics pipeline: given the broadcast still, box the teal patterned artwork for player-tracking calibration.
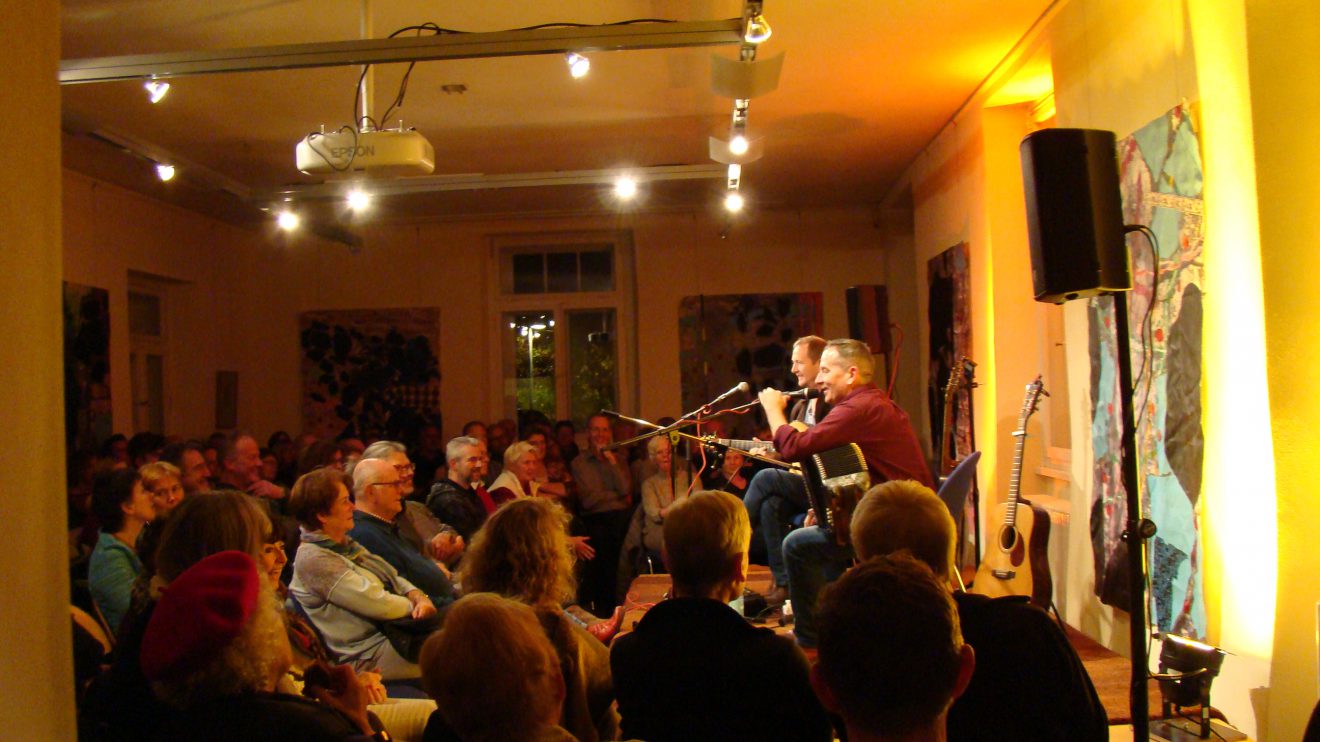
[1089,105,1206,637]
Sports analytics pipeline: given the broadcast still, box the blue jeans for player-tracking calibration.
[743,469,809,585]
[783,525,853,648]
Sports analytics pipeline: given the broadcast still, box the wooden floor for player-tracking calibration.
[621,566,1166,728]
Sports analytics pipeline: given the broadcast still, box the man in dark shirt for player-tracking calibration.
[850,480,1108,741]
[426,436,494,541]
[571,413,632,615]
[813,554,976,742]
[350,457,455,607]
[759,338,932,647]
[610,490,831,742]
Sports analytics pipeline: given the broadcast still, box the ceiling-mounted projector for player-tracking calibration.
[296,128,435,176]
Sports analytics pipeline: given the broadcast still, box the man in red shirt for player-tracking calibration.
[756,338,931,647]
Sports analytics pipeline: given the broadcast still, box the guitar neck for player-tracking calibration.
[1006,429,1026,528]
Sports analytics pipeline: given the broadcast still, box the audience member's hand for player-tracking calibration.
[247,480,285,500]
[308,663,373,735]
[430,531,464,563]
[357,669,388,705]
[571,535,596,561]
[408,591,437,620]
[803,508,817,528]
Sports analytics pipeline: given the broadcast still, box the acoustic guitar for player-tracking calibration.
[971,376,1053,608]
[939,356,977,477]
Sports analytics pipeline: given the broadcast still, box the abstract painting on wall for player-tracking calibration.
[678,293,823,440]
[63,281,112,454]
[1089,104,1206,637]
[299,308,442,441]
[927,242,973,464]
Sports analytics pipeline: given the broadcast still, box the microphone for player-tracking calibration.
[782,387,822,400]
[709,381,752,406]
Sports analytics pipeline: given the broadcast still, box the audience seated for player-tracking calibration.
[359,441,464,569]
[88,468,156,635]
[217,431,286,502]
[419,593,577,742]
[289,467,436,680]
[639,435,691,567]
[126,431,165,469]
[426,436,495,541]
[462,497,621,741]
[410,424,446,499]
[553,419,580,465]
[135,461,184,575]
[850,479,1108,741]
[349,458,457,608]
[487,440,540,504]
[522,428,570,501]
[79,490,273,741]
[260,526,437,741]
[298,438,345,476]
[158,440,211,495]
[813,554,976,742]
[141,550,384,740]
[610,490,831,741]
[485,419,515,482]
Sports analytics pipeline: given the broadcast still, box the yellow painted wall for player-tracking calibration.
[62,172,305,439]
[1249,1,1320,738]
[0,0,76,735]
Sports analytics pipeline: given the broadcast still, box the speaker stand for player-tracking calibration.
[1113,289,1156,741]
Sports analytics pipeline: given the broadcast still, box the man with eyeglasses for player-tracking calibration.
[348,457,457,607]
[359,440,465,569]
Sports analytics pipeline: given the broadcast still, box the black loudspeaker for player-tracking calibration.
[1020,128,1131,304]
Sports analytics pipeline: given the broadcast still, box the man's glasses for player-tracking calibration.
[369,480,404,489]
[393,463,415,475]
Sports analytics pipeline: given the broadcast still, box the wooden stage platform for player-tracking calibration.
[620,566,1164,728]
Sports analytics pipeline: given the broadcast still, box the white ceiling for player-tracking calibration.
[60,0,1055,227]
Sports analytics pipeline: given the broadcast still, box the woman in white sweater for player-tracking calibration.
[288,467,437,680]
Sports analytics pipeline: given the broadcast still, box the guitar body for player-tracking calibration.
[970,376,1052,609]
[973,498,1053,608]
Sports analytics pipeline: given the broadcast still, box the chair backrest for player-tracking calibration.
[71,604,113,654]
[936,450,981,524]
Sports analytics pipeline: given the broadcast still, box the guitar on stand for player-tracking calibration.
[939,356,977,477]
[971,376,1053,609]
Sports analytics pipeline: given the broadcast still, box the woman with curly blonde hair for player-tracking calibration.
[461,498,620,742]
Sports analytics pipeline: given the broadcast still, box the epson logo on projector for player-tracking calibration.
[296,129,436,176]
[329,145,375,159]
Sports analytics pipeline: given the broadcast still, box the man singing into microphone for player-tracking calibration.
[743,335,831,601]
[753,339,931,647]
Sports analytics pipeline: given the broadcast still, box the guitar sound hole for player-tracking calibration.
[997,526,1018,552]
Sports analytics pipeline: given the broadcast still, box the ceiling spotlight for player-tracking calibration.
[743,4,772,44]
[728,134,750,156]
[144,80,170,104]
[565,52,590,79]
[727,164,742,189]
[724,192,745,213]
[346,189,371,211]
[155,164,176,182]
[276,210,300,231]
[613,176,638,200]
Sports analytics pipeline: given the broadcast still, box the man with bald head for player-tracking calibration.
[349,457,456,607]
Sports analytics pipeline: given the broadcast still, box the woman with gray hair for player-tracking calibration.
[487,440,540,504]
[640,435,692,566]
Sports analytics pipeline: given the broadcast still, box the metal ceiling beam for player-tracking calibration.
[255,164,727,201]
[60,19,743,84]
